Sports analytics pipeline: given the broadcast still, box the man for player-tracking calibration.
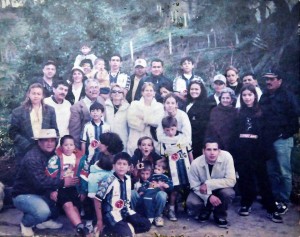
[12,129,78,236]
[36,60,57,97]
[259,69,300,214]
[186,138,236,228]
[108,53,131,94]
[206,74,227,113]
[69,79,101,148]
[44,80,71,138]
[136,58,171,102]
[126,58,148,103]
[236,72,262,108]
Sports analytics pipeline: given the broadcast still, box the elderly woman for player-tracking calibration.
[104,84,130,151]
[206,87,237,151]
[66,66,86,105]
[127,82,164,156]
[156,93,192,145]
[9,83,58,165]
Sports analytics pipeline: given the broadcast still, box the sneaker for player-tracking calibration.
[154,216,164,227]
[267,212,283,223]
[20,222,34,237]
[76,223,89,237]
[275,202,288,215]
[36,219,63,229]
[214,217,228,228]
[167,209,178,221]
[197,212,211,222]
[85,220,93,233]
[238,206,252,216]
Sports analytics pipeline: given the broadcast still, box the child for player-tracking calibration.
[159,116,193,221]
[80,102,110,180]
[74,42,97,67]
[46,135,89,236]
[93,58,110,88]
[173,56,204,101]
[94,152,151,237]
[131,136,161,175]
[80,59,94,80]
[133,160,153,194]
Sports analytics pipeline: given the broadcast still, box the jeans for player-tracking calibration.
[131,190,167,218]
[13,194,58,227]
[267,137,293,203]
[186,188,235,218]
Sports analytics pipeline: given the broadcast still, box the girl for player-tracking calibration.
[65,66,86,105]
[46,135,89,236]
[235,84,282,223]
[225,66,243,97]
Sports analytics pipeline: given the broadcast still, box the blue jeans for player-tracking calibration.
[13,194,58,227]
[131,190,167,218]
[267,137,293,203]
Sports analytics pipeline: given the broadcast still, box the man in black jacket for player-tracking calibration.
[259,69,300,215]
[12,129,78,236]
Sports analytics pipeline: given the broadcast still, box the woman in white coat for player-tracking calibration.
[127,82,164,156]
[104,84,130,151]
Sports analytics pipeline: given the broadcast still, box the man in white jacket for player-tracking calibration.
[186,138,236,228]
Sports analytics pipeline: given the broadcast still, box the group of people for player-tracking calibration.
[8,42,299,237]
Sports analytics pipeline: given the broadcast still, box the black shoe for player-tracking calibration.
[267,212,283,223]
[275,202,288,215]
[197,212,211,222]
[76,223,89,237]
[214,217,228,228]
[238,206,252,216]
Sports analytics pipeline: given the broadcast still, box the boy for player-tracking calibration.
[80,59,94,80]
[94,152,151,236]
[160,116,193,221]
[173,56,204,101]
[80,102,110,180]
[133,160,153,194]
[74,42,97,67]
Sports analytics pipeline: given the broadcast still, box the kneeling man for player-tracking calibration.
[187,138,236,228]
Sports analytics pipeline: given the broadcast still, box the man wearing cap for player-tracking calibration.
[259,69,300,214]
[126,58,148,103]
[36,60,57,98]
[206,74,227,113]
[44,80,71,138]
[69,79,101,148]
[12,129,79,236]
[136,58,171,103]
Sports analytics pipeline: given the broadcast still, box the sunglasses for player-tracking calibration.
[111,90,123,94]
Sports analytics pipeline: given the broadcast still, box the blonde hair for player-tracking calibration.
[141,82,155,91]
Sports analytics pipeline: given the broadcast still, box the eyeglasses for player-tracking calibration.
[111,90,123,94]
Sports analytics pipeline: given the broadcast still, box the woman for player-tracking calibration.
[127,82,164,156]
[225,66,243,97]
[186,80,208,157]
[9,83,58,165]
[206,87,237,152]
[65,66,86,105]
[104,84,130,152]
[234,84,282,223]
[156,93,191,144]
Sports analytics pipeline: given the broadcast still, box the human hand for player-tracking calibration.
[50,191,58,202]
[209,195,222,207]
[64,176,79,187]
[91,140,99,149]
[200,183,207,194]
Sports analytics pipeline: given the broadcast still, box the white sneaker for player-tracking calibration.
[36,219,63,229]
[20,222,34,237]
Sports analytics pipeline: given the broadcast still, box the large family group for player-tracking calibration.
[8,42,299,237]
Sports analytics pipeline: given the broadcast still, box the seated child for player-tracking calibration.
[133,160,153,194]
[94,152,151,237]
[46,135,89,236]
[159,116,193,221]
[80,102,110,180]
[131,136,161,180]
[74,42,97,67]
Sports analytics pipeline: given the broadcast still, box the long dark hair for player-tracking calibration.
[22,83,45,110]
[187,80,207,103]
[239,84,261,117]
